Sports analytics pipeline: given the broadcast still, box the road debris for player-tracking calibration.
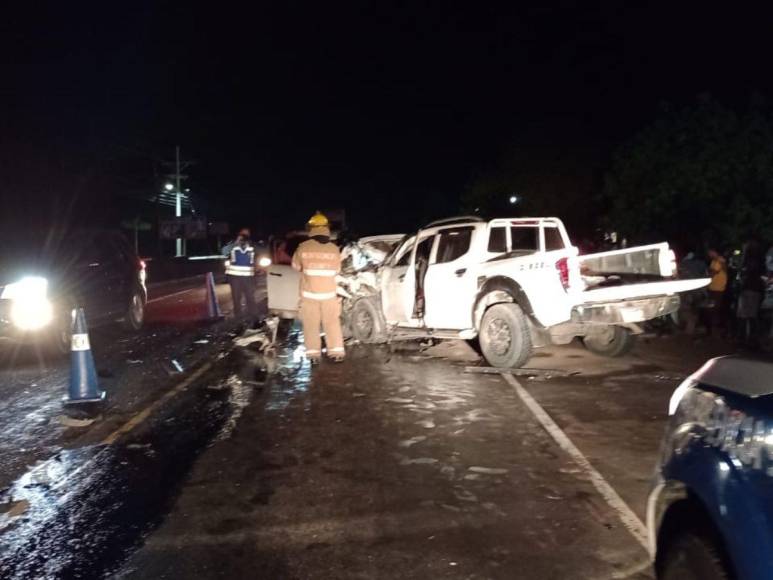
[399,436,427,448]
[162,359,185,375]
[468,466,509,475]
[0,499,30,518]
[57,415,97,428]
[464,366,579,378]
[233,316,280,354]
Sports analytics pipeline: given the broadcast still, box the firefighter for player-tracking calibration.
[226,228,258,318]
[292,212,345,363]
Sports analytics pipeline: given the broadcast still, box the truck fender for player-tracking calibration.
[472,277,536,331]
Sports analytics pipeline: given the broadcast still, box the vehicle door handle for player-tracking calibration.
[269,272,282,277]
[455,268,466,277]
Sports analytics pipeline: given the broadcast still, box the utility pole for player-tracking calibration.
[175,146,183,257]
[163,145,192,257]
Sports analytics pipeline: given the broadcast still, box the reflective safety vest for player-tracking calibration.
[227,245,255,276]
[292,238,341,300]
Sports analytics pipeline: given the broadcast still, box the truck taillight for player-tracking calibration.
[556,257,570,290]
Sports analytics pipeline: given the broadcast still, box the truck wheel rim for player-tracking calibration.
[487,318,512,356]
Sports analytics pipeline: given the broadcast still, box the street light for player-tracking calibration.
[509,195,519,204]
[164,183,174,192]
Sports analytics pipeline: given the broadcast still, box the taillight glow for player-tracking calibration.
[556,257,570,290]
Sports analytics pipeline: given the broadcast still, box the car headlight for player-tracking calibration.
[258,257,272,268]
[1,276,48,301]
[665,382,773,474]
[2,277,54,331]
[669,376,698,416]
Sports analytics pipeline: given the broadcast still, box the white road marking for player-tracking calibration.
[101,361,213,445]
[501,373,650,551]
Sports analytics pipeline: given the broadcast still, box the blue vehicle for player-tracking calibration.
[649,356,773,580]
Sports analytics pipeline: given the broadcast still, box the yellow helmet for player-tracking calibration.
[307,211,329,228]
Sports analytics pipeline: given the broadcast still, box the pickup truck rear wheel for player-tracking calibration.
[583,326,636,357]
[349,297,387,344]
[479,303,532,368]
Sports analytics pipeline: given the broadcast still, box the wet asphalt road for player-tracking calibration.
[0,296,738,579]
[0,275,261,495]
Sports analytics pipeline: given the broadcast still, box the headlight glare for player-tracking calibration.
[2,276,53,331]
[1,276,48,301]
[10,297,54,331]
[258,257,272,268]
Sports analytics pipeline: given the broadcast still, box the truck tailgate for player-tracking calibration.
[580,278,710,304]
[579,243,672,277]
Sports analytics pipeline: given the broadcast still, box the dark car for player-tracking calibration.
[0,229,147,353]
[649,356,773,580]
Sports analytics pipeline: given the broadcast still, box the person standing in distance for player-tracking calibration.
[225,228,258,318]
[292,212,345,364]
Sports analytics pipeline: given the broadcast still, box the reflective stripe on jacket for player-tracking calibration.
[292,239,341,300]
[227,245,255,277]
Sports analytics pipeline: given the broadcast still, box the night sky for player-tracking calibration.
[1,2,772,238]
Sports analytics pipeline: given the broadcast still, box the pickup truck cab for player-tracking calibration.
[269,216,709,367]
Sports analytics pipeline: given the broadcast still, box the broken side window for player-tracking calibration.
[394,237,416,267]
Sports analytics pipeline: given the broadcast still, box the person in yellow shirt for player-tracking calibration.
[707,248,727,337]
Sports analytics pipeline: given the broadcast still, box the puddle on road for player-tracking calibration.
[0,359,243,580]
[0,327,310,579]
[264,330,312,413]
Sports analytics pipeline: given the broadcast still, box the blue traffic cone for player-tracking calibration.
[205,272,223,319]
[65,308,105,405]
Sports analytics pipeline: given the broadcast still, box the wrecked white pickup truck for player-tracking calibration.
[268,217,709,368]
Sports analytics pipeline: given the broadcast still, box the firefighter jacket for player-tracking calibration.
[227,244,255,276]
[291,238,341,300]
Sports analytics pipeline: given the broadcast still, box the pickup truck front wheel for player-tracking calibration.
[479,303,532,368]
[349,297,387,344]
[583,326,636,357]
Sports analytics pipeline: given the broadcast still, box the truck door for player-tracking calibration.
[382,236,418,324]
[424,226,476,329]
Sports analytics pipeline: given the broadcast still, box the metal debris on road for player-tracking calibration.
[233,316,280,353]
[162,359,185,375]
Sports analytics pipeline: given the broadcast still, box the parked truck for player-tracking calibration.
[268,216,709,367]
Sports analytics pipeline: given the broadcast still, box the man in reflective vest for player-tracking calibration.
[292,212,344,363]
[226,228,257,317]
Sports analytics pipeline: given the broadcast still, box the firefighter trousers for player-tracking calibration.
[300,297,345,359]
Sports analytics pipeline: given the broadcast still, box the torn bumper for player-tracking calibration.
[571,295,680,325]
